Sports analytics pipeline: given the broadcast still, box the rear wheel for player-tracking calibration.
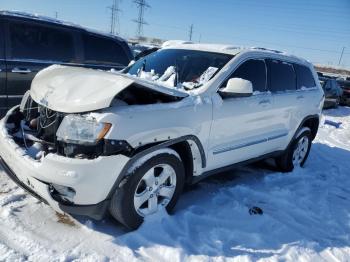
[275,127,312,172]
[109,149,185,230]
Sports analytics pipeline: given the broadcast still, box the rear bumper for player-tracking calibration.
[323,98,338,108]
[0,107,130,219]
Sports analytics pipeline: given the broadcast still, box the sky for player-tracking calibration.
[1,0,349,68]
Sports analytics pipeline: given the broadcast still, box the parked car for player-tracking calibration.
[0,11,133,117]
[319,76,343,108]
[129,44,158,59]
[134,47,159,61]
[0,44,324,229]
[337,79,350,106]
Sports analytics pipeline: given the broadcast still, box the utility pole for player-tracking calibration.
[189,24,194,41]
[55,11,58,19]
[108,0,122,35]
[338,47,345,66]
[133,0,150,38]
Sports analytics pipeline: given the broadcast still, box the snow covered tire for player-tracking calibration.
[109,149,185,230]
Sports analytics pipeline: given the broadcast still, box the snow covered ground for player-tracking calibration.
[1,107,350,261]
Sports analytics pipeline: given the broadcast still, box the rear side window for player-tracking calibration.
[83,34,129,66]
[294,64,316,89]
[268,59,296,92]
[227,59,266,92]
[9,21,74,62]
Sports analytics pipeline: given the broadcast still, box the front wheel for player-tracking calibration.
[275,127,312,172]
[109,149,185,230]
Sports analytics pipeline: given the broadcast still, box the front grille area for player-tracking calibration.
[21,94,64,144]
[37,105,64,143]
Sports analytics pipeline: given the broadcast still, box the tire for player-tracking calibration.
[109,149,185,230]
[275,127,312,172]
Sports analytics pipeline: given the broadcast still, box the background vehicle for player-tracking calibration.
[319,76,343,108]
[0,11,133,117]
[337,78,350,106]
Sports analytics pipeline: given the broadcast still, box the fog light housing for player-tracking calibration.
[49,184,76,204]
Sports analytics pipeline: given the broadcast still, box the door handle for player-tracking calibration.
[12,68,32,74]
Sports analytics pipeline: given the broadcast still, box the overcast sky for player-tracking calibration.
[1,0,349,68]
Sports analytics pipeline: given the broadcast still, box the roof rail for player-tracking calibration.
[221,45,240,51]
[251,47,283,54]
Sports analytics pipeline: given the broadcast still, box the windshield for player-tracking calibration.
[124,49,233,90]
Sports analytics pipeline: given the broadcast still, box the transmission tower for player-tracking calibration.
[108,0,122,35]
[189,24,194,41]
[133,0,150,38]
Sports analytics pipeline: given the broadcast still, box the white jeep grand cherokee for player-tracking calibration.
[0,44,324,229]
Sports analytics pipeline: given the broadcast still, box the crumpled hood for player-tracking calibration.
[30,65,188,113]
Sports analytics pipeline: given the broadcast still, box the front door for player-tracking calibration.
[207,59,280,170]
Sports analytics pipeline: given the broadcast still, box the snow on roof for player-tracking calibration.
[163,42,243,55]
[161,40,194,48]
[0,10,126,42]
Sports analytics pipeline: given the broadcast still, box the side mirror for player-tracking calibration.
[219,78,253,98]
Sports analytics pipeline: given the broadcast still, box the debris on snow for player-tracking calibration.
[324,119,342,128]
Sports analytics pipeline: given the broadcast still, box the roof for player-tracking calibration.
[0,10,126,42]
[163,42,244,55]
[162,42,309,65]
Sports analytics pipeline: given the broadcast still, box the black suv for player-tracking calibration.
[0,11,133,116]
[319,76,343,108]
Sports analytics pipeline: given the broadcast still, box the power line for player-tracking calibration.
[108,0,122,35]
[339,47,346,65]
[133,0,150,38]
[189,24,194,41]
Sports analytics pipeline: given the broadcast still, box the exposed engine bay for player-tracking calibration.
[5,94,134,160]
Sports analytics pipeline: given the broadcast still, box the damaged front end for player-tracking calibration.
[6,94,133,161]
[0,102,132,218]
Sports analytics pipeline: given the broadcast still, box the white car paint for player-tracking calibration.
[31,65,188,113]
[0,44,324,217]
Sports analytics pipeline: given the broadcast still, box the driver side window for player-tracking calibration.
[223,59,267,92]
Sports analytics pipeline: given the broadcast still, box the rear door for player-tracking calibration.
[293,63,319,116]
[266,59,298,150]
[81,32,131,71]
[0,18,6,116]
[5,18,76,108]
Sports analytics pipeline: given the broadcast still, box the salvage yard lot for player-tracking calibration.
[1,107,350,261]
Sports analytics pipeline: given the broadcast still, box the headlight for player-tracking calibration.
[56,115,112,144]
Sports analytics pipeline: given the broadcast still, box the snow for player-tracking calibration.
[1,107,350,261]
[135,65,218,90]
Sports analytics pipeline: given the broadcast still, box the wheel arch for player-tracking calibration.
[106,135,206,199]
[299,115,319,140]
